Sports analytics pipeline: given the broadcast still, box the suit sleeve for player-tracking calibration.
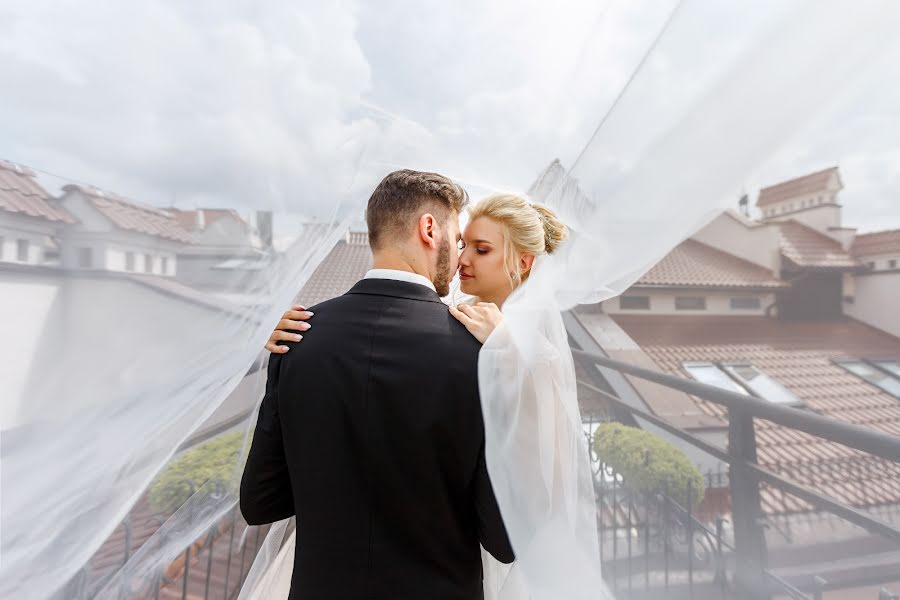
[473,445,515,563]
[240,352,296,525]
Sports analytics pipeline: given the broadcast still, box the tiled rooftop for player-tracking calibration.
[0,160,76,224]
[778,220,860,270]
[294,231,372,307]
[610,314,900,514]
[63,184,192,243]
[636,239,787,289]
[852,228,900,258]
[757,167,840,207]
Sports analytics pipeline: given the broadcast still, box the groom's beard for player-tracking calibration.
[433,237,452,297]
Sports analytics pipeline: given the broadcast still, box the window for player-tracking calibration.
[17,239,29,262]
[685,361,803,406]
[683,362,750,395]
[125,251,135,271]
[722,363,803,406]
[873,360,900,378]
[0,236,4,260]
[835,360,900,397]
[141,254,150,273]
[867,261,876,270]
[675,296,706,310]
[620,296,650,310]
[818,196,823,204]
[77,247,92,268]
[161,257,169,275]
[889,259,897,269]
[730,297,761,310]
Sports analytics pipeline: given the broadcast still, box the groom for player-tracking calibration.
[240,169,515,599]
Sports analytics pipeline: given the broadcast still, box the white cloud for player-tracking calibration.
[0,0,898,229]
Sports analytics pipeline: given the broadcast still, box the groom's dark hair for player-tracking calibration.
[366,169,468,251]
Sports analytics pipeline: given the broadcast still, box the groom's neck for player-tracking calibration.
[371,250,431,281]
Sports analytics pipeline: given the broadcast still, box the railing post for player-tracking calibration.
[728,407,769,600]
[880,587,900,600]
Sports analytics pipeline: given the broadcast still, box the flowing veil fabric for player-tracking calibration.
[2,1,900,599]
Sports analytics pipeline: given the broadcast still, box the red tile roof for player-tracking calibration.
[636,239,787,289]
[757,167,840,207]
[170,209,251,233]
[0,160,76,224]
[610,314,900,513]
[852,228,900,257]
[294,231,372,307]
[63,184,192,243]
[778,220,860,270]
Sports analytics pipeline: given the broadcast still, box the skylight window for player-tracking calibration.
[722,363,803,406]
[682,362,749,396]
[873,360,900,378]
[835,359,900,397]
[683,361,804,407]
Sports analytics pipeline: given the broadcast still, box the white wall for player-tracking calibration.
[692,211,781,272]
[857,252,900,272]
[765,203,843,239]
[0,275,60,426]
[603,289,776,316]
[844,272,900,339]
[3,271,253,429]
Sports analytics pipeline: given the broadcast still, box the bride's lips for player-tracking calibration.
[459,272,474,280]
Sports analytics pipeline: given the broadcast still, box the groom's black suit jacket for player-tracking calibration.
[241,278,514,600]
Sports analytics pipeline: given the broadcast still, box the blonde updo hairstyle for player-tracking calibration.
[466,193,568,289]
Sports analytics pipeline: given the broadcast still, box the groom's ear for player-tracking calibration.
[418,213,439,249]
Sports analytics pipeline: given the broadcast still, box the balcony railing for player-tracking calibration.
[59,343,900,600]
[573,347,900,600]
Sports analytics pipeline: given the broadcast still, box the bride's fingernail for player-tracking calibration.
[294,334,303,341]
[300,322,311,331]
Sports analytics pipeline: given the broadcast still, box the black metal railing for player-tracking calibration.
[59,482,274,600]
[573,347,900,600]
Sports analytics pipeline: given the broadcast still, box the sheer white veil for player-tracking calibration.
[2,1,899,599]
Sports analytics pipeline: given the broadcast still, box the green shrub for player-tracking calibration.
[593,422,705,509]
[148,431,250,514]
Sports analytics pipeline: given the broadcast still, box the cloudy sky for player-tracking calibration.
[1,0,898,231]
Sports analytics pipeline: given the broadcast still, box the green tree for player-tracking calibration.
[593,422,705,509]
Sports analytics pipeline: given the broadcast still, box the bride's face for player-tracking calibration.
[457,217,510,299]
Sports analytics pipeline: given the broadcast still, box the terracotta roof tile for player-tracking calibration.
[852,228,900,257]
[295,231,372,307]
[0,160,76,224]
[63,184,191,243]
[778,220,860,269]
[636,239,787,289]
[610,314,900,514]
[757,167,839,207]
[170,209,251,233]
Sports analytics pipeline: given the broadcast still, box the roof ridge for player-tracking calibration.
[759,166,839,192]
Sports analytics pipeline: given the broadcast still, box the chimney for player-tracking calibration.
[256,211,274,249]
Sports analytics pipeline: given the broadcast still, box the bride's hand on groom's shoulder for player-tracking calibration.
[449,302,503,344]
[265,304,314,353]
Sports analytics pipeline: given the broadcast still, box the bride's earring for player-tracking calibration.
[510,272,520,282]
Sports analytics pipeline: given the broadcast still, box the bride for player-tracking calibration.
[250,192,608,599]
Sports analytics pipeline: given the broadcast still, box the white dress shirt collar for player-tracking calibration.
[364,268,437,293]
